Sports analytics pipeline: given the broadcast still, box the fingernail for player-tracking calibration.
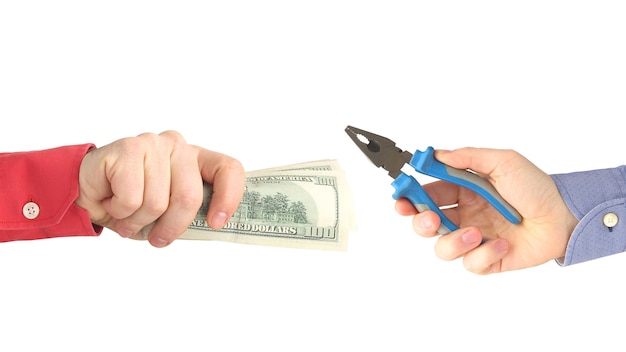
[494,239,509,253]
[118,228,133,238]
[151,237,169,248]
[461,229,480,245]
[211,212,228,229]
[419,215,433,230]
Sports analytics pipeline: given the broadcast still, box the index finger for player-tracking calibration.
[434,148,519,180]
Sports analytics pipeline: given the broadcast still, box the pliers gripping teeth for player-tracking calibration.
[344,126,412,179]
[345,125,521,236]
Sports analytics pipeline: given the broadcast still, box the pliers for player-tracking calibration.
[345,125,522,235]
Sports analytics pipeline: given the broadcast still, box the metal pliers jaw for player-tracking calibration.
[344,126,412,179]
[345,125,522,236]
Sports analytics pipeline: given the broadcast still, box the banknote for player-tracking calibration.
[138,160,355,251]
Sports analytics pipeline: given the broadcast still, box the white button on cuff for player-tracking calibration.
[23,201,40,220]
[603,213,619,228]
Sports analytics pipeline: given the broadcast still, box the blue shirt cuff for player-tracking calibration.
[551,166,626,266]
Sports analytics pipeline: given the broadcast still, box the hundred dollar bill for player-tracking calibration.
[138,160,355,251]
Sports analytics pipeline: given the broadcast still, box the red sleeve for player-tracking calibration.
[0,144,103,242]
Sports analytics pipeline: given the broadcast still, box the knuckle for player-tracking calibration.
[159,130,186,144]
[114,136,144,154]
[144,200,169,218]
[172,189,203,212]
[116,196,144,217]
[136,132,160,146]
[113,134,156,160]
[137,131,159,138]
[221,156,244,173]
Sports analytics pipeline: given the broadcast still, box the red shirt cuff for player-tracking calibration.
[0,144,103,242]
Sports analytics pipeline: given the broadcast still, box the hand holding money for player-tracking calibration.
[137,160,356,251]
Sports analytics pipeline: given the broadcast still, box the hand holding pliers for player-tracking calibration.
[345,126,522,235]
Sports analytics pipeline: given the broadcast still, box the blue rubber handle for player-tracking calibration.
[390,147,522,236]
[391,174,457,235]
[408,146,522,225]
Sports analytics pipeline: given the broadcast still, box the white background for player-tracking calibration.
[1,1,625,351]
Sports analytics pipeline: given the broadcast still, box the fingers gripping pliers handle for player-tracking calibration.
[345,126,522,236]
